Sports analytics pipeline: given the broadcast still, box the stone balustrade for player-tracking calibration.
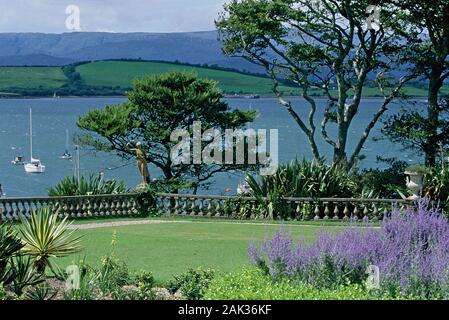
[155,193,415,221]
[0,192,415,223]
[0,193,140,222]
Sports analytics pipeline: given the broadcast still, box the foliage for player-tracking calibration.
[20,207,82,273]
[24,283,57,301]
[9,256,45,296]
[0,225,24,281]
[424,167,449,209]
[353,159,408,198]
[77,71,256,191]
[405,164,430,175]
[249,201,449,298]
[217,0,412,169]
[246,159,358,219]
[0,283,7,300]
[381,0,449,166]
[203,267,415,300]
[48,175,127,196]
[135,179,192,216]
[167,267,216,300]
[95,232,130,294]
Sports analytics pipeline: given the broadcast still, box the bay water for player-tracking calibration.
[0,97,422,197]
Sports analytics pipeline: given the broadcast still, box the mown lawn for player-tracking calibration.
[55,219,335,283]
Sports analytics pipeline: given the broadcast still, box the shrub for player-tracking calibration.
[249,201,449,298]
[0,283,7,300]
[203,268,414,300]
[48,175,127,196]
[0,225,24,282]
[424,167,449,207]
[167,267,216,300]
[354,159,408,199]
[246,159,357,219]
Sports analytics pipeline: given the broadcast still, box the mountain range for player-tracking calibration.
[0,31,261,72]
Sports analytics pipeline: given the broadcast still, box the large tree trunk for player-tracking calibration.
[334,121,349,167]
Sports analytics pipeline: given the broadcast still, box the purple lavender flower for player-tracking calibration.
[249,200,449,297]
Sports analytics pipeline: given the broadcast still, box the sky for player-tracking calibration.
[0,0,229,33]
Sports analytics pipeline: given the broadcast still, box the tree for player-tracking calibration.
[216,0,413,169]
[77,71,256,193]
[382,0,449,166]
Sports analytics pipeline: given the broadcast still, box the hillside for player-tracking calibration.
[0,60,296,97]
[76,61,295,95]
[0,32,261,73]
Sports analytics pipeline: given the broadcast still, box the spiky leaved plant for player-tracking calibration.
[0,224,24,282]
[20,207,82,274]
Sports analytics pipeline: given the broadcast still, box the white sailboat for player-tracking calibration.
[24,108,46,174]
[61,129,72,160]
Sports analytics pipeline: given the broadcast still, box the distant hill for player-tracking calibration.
[0,31,261,73]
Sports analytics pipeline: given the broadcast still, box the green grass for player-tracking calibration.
[76,60,297,94]
[0,67,67,91]
[55,219,330,282]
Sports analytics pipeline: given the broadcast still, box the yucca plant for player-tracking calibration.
[24,283,57,300]
[20,207,82,274]
[9,255,45,296]
[0,225,24,281]
[48,175,127,196]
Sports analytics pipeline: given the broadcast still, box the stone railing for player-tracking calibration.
[155,193,415,221]
[0,192,415,223]
[0,193,140,222]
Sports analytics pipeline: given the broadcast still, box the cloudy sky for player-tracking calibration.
[0,0,229,33]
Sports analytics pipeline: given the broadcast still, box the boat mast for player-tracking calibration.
[29,108,33,161]
[65,129,69,152]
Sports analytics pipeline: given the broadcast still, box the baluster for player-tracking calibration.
[324,202,330,220]
[174,198,180,215]
[363,204,369,222]
[198,199,204,216]
[190,198,197,216]
[314,203,320,220]
[182,198,188,216]
[295,202,301,220]
[207,200,213,217]
[158,197,165,215]
[352,203,359,221]
[333,203,340,220]
[343,203,350,221]
[215,201,222,217]
[167,198,174,216]
[372,204,379,222]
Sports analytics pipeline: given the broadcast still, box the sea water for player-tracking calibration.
[0,97,423,197]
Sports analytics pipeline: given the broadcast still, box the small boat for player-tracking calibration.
[237,182,252,195]
[60,129,72,160]
[11,155,26,165]
[24,108,46,174]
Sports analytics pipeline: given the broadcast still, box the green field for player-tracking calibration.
[0,67,67,92]
[55,219,332,283]
[0,60,442,97]
[76,60,296,94]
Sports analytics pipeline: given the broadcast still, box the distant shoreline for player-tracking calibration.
[0,94,429,101]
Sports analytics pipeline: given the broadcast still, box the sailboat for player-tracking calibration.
[24,108,46,174]
[61,129,72,160]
